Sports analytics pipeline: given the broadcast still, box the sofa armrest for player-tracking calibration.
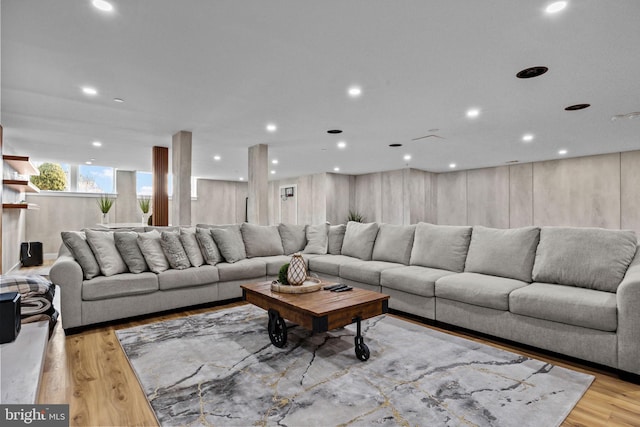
[49,250,84,330]
[617,245,640,375]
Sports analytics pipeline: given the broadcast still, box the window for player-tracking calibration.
[31,161,71,191]
[136,172,153,196]
[78,165,114,193]
[136,172,197,198]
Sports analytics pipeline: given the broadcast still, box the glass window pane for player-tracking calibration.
[78,165,114,193]
[136,172,153,196]
[137,172,174,196]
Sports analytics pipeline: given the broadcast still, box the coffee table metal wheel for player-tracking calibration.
[353,316,370,361]
[268,308,287,348]
[355,338,370,361]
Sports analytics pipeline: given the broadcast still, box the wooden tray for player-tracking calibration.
[271,277,323,294]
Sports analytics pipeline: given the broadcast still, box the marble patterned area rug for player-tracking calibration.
[116,305,594,427]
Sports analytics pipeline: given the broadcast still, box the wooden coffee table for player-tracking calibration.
[241,281,389,361]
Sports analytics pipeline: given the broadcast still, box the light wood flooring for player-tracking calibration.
[32,297,640,427]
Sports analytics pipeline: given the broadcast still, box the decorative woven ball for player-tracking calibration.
[287,253,307,286]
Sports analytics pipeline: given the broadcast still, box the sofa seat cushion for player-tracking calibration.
[435,272,529,311]
[259,255,304,276]
[157,265,219,290]
[339,261,404,286]
[308,255,361,277]
[380,266,456,298]
[216,258,266,282]
[82,272,158,301]
[509,282,618,332]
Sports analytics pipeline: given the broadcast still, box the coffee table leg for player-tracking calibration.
[353,316,370,361]
[268,308,287,348]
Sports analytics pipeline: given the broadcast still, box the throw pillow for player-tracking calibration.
[85,229,128,277]
[410,223,472,272]
[180,227,205,267]
[114,231,148,274]
[61,231,101,280]
[328,224,347,255]
[195,227,223,265]
[341,222,380,261]
[211,227,247,263]
[160,231,191,270]
[532,226,638,292]
[278,223,307,254]
[372,224,416,265]
[302,223,330,255]
[241,223,285,257]
[137,230,170,273]
[464,226,540,282]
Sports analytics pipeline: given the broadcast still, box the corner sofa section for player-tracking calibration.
[50,220,640,377]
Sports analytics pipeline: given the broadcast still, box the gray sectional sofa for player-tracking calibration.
[50,221,640,378]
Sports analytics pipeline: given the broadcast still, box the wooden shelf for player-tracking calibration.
[2,179,40,193]
[2,203,39,210]
[3,155,39,176]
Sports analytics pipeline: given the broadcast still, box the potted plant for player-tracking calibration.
[98,195,115,224]
[139,196,151,224]
[347,210,365,223]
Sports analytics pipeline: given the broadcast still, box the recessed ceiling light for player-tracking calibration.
[82,86,98,96]
[213,155,221,161]
[337,141,347,149]
[466,108,480,118]
[266,123,277,133]
[522,134,534,142]
[92,141,102,147]
[348,86,362,98]
[113,98,124,103]
[449,163,457,169]
[403,154,412,161]
[327,129,342,134]
[389,143,403,147]
[545,1,568,14]
[558,149,568,155]
[85,161,93,165]
[516,66,549,79]
[333,167,340,172]
[272,159,278,164]
[565,103,590,111]
[239,177,244,181]
[92,0,114,12]
[270,170,276,174]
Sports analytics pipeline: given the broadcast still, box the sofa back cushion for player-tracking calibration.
[372,224,416,265]
[464,226,540,282]
[195,228,223,265]
[410,223,472,272]
[241,223,285,257]
[211,226,247,263]
[61,231,101,279]
[137,230,170,273]
[278,223,307,254]
[179,227,205,267]
[160,231,191,270]
[85,229,128,277]
[303,223,330,255]
[114,231,148,273]
[328,224,347,255]
[532,226,638,292]
[341,222,380,261]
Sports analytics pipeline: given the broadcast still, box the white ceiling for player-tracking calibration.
[2,0,640,180]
